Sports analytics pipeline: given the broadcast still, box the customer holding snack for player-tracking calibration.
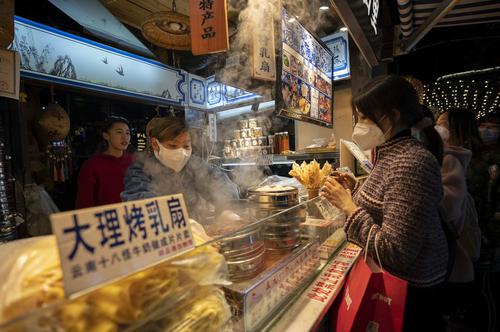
[321,75,448,331]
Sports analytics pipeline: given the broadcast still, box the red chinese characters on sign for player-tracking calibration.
[189,0,229,55]
[306,253,356,304]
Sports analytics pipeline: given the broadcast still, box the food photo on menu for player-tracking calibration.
[318,95,332,123]
[282,72,312,117]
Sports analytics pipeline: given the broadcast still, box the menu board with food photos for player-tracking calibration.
[277,8,334,128]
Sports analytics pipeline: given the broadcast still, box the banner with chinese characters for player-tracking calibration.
[189,0,229,55]
[50,194,194,297]
[322,31,350,81]
[278,8,334,128]
[251,7,276,81]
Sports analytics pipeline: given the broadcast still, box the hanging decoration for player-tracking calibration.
[141,0,191,51]
[38,102,70,141]
[0,0,14,48]
[46,140,73,183]
[39,87,73,183]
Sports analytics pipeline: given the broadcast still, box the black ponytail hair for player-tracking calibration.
[353,75,443,165]
[421,105,443,166]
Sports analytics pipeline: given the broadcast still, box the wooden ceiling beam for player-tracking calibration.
[402,0,460,52]
[330,0,379,67]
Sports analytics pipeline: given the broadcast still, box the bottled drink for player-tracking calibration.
[282,132,290,152]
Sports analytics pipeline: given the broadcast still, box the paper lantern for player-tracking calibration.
[0,0,14,48]
[142,11,191,51]
[38,102,70,141]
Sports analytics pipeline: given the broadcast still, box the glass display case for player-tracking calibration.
[0,194,347,332]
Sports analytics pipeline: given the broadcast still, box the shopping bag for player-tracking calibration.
[333,256,408,332]
[333,225,408,332]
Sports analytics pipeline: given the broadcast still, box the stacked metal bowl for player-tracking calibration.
[248,186,305,253]
[209,202,265,281]
[218,226,265,280]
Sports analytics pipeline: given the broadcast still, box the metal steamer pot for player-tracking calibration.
[247,186,305,253]
[209,201,265,281]
[216,226,265,281]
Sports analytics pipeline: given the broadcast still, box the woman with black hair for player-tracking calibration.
[434,109,477,329]
[75,116,133,208]
[321,75,449,331]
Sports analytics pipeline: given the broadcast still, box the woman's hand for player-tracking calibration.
[331,171,356,191]
[321,177,358,216]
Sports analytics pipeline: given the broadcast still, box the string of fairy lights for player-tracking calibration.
[422,67,500,119]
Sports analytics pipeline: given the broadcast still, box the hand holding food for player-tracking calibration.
[320,177,358,216]
[331,171,356,191]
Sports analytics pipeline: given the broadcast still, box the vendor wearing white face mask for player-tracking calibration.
[121,117,239,222]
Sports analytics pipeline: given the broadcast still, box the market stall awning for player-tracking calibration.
[413,0,500,27]
[399,0,500,51]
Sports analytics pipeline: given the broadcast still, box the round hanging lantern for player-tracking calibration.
[403,76,425,105]
[0,0,14,48]
[38,102,70,141]
[142,11,191,51]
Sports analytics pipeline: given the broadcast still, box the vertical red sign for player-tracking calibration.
[189,0,229,55]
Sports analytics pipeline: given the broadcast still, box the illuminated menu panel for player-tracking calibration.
[278,8,334,128]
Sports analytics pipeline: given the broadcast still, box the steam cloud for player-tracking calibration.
[214,0,329,193]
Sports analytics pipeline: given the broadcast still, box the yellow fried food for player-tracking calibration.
[1,238,228,331]
[161,288,231,332]
[289,160,332,189]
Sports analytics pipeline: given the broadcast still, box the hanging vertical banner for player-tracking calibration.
[251,7,276,81]
[322,31,350,81]
[189,0,229,55]
[0,49,20,100]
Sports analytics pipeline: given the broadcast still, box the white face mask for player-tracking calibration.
[434,125,450,142]
[153,140,191,173]
[352,121,387,151]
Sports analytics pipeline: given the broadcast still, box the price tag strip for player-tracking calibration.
[268,242,361,332]
[50,194,194,297]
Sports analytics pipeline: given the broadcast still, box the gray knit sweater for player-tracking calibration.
[345,136,449,287]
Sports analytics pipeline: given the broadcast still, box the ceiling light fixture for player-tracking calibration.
[340,27,348,32]
[320,5,329,10]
